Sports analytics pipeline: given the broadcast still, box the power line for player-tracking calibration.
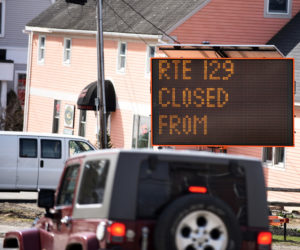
[117,0,180,44]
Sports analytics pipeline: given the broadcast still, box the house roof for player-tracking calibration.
[268,11,300,104]
[267,11,300,56]
[26,0,207,36]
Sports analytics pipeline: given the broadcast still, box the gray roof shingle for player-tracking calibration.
[27,0,206,35]
[267,11,300,56]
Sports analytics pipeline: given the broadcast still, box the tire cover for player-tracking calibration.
[154,194,241,250]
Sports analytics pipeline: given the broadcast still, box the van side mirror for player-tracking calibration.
[38,189,55,210]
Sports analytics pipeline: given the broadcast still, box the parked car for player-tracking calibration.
[0,131,95,191]
[3,149,271,250]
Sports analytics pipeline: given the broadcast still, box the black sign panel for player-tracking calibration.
[151,58,294,146]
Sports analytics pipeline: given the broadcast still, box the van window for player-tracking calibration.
[41,140,61,159]
[56,164,80,206]
[19,139,37,158]
[69,140,94,156]
[78,160,109,204]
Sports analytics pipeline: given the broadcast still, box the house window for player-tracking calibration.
[146,45,155,74]
[117,42,127,72]
[63,38,71,64]
[132,115,151,148]
[78,110,86,137]
[38,35,46,63]
[52,100,60,133]
[265,0,291,17]
[269,0,288,13]
[0,0,6,37]
[262,147,285,168]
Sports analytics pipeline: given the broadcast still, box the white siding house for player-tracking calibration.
[0,0,54,124]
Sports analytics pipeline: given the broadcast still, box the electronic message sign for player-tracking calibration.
[151,58,294,146]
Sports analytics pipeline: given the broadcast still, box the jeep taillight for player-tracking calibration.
[257,231,272,248]
[188,186,207,193]
[107,222,126,243]
[111,223,126,237]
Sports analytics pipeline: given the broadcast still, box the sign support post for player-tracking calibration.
[96,0,107,149]
[66,0,107,149]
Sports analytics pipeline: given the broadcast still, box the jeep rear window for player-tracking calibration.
[56,164,80,206]
[137,159,247,225]
[78,159,109,205]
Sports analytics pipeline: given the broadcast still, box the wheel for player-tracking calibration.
[154,194,241,250]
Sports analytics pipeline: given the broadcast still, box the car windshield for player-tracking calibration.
[69,140,94,156]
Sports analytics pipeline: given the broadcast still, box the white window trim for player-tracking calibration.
[145,45,156,76]
[63,38,72,65]
[38,35,46,64]
[14,70,26,93]
[262,147,286,169]
[117,41,127,73]
[264,0,292,18]
[0,0,6,37]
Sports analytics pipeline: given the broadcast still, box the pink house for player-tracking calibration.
[24,0,300,204]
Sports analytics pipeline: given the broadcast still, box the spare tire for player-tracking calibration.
[154,194,241,250]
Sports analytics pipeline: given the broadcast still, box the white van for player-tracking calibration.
[0,131,96,191]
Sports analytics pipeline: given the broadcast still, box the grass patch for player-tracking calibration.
[273,234,300,245]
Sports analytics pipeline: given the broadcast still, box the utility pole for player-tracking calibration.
[66,0,107,149]
[96,0,107,149]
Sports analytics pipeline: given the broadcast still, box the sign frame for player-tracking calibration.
[151,57,294,147]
